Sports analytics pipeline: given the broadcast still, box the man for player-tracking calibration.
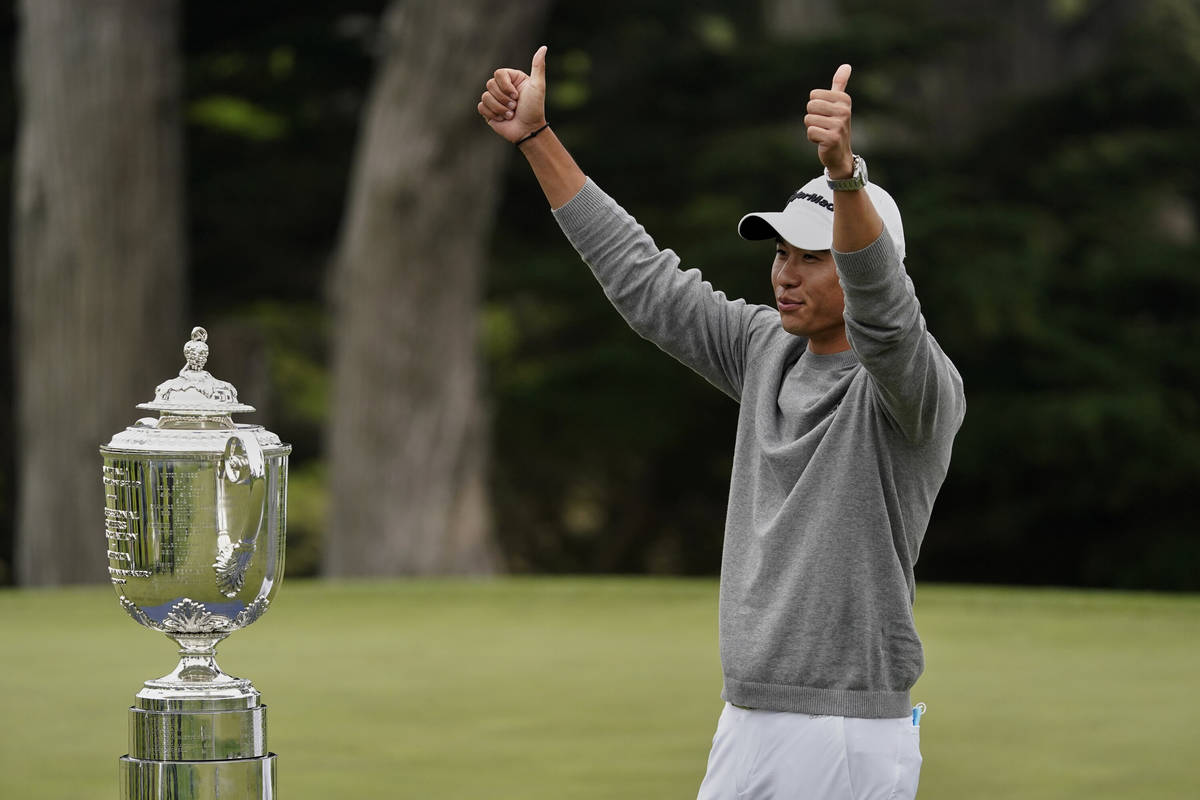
[478,47,964,799]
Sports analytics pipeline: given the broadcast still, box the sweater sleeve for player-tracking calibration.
[552,178,762,401]
[834,229,966,443]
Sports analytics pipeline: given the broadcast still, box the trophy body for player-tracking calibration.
[101,328,290,800]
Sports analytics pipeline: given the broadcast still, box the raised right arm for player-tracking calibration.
[478,47,763,399]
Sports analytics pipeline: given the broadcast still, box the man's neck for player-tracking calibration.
[807,332,851,355]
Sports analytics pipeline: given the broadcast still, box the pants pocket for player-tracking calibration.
[888,725,922,800]
[842,717,922,800]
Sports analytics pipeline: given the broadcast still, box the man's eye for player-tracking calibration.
[775,249,787,258]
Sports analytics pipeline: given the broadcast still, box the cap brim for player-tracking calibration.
[737,213,782,241]
[737,209,833,251]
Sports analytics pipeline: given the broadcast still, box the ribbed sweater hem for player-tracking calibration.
[722,678,912,719]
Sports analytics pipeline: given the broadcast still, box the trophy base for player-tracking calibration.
[122,675,276,799]
[120,753,276,800]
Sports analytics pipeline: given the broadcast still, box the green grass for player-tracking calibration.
[1,579,1197,799]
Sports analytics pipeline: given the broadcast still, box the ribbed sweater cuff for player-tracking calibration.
[833,228,899,285]
[551,177,609,232]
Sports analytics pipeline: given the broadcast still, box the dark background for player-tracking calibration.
[1,0,1196,589]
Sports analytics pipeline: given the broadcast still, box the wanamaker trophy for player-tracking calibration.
[100,326,291,799]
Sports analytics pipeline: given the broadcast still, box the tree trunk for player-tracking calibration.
[325,0,549,576]
[13,0,185,585]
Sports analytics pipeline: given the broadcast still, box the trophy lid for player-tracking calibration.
[137,327,256,416]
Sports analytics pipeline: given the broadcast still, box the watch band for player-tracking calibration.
[825,155,868,191]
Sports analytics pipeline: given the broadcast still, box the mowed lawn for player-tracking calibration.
[1,578,1197,799]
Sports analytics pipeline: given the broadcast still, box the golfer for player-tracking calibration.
[479,47,964,799]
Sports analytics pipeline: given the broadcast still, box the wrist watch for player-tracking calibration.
[825,154,868,191]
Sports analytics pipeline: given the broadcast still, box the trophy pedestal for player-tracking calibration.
[120,679,276,800]
[120,754,275,800]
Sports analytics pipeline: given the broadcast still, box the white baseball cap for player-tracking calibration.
[738,175,905,260]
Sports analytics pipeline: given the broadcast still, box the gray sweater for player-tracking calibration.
[553,179,965,719]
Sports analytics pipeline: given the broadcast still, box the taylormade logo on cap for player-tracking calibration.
[738,174,905,260]
[787,189,834,212]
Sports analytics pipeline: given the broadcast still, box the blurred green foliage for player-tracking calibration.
[488,0,1200,587]
[189,95,290,141]
[0,0,1195,588]
[903,2,1200,588]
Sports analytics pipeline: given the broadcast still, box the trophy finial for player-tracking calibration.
[135,324,255,415]
[183,327,209,373]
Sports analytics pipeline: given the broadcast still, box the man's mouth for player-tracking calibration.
[777,298,805,312]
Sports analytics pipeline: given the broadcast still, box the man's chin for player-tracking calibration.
[778,315,847,345]
[778,314,808,337]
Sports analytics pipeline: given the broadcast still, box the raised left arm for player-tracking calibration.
[806,64,964,441]
[804,64,884,253]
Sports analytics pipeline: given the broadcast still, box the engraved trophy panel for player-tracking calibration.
[101,327,290,799]
[102,451,288,634]
[104,460,149,585]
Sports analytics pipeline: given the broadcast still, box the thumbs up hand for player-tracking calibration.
[479,45,549,143]
[805,64,855,179]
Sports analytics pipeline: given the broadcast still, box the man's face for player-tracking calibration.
[771,238,847,351]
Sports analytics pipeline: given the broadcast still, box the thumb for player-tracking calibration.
[531,45,548,83]
[831,63,852,92]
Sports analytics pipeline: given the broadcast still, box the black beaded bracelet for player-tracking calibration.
[515,123,550,148]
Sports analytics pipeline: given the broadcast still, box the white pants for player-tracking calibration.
[696,703,922,800]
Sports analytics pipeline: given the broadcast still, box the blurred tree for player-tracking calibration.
[179,1,387,577]
[324,0,549,576]
[12,0,185,584]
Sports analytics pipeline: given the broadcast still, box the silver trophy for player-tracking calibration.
[101,327,290,799]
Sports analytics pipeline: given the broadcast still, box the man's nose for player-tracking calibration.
[777,258,802,286]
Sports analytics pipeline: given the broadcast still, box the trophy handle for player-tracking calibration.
[213,433,267,598]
